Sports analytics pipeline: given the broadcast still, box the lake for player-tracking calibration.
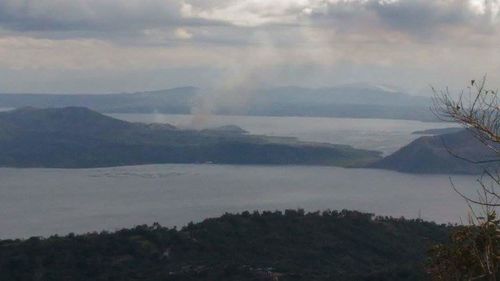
[111,113,457,155]
[0,114,472,239]
[0,164,475,239]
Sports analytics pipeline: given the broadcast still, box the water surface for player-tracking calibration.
[111,114,456,155]
[0,115,468,239]
[0,164,475,239]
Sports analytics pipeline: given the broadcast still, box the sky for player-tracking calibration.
[0,0,499,94]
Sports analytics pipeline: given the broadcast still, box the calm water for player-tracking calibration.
[0,115,471,239]
[111,113,457,155]
[0,164,476,239]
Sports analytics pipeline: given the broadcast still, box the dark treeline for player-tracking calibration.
[0,210,451,281]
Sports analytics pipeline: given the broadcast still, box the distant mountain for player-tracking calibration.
[0,87,198,114]
[0,107,381,168]
[0,84,436,121]
[227,85,435,121]
[371,130,499,174]
[255,84,429,107]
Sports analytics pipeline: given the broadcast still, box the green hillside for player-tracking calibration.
[0,210,450,281]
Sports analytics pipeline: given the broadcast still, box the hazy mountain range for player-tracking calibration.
[0,84,435,121]
[0,107,381,168]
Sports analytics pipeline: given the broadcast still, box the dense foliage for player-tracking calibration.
[0,210,450,281]
[428,213,500,280]
[426,78,500,280]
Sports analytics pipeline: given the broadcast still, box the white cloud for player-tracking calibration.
[182,0,500,31]
[182,0,330,26]
[174,28,193,39]
[469,0,500,21]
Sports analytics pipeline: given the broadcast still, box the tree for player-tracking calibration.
[428,77,500,280]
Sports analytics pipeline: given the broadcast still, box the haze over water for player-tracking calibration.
[0,115,472,239]
[112,113,458,155]
[0,164,474,239]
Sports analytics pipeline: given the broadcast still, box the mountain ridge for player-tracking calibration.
[0,107,381,168]
[0,84,435,121]
[371,129,499,174]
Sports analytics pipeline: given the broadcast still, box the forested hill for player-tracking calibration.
[0,210,450,281]
[0,107,381,168]
[371,129,499,174]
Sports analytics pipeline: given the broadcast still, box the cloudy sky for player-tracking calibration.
[0,0,499,94]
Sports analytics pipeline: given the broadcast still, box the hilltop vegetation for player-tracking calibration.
[0,107,381,168]
[0,210,450,281]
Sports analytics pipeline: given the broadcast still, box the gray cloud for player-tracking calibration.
[0,0,229,45]
[0,0,499,93]
[306,0,499,41]
[0,0,182,31]
[0,0,498,43]
[368,0,497,39]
